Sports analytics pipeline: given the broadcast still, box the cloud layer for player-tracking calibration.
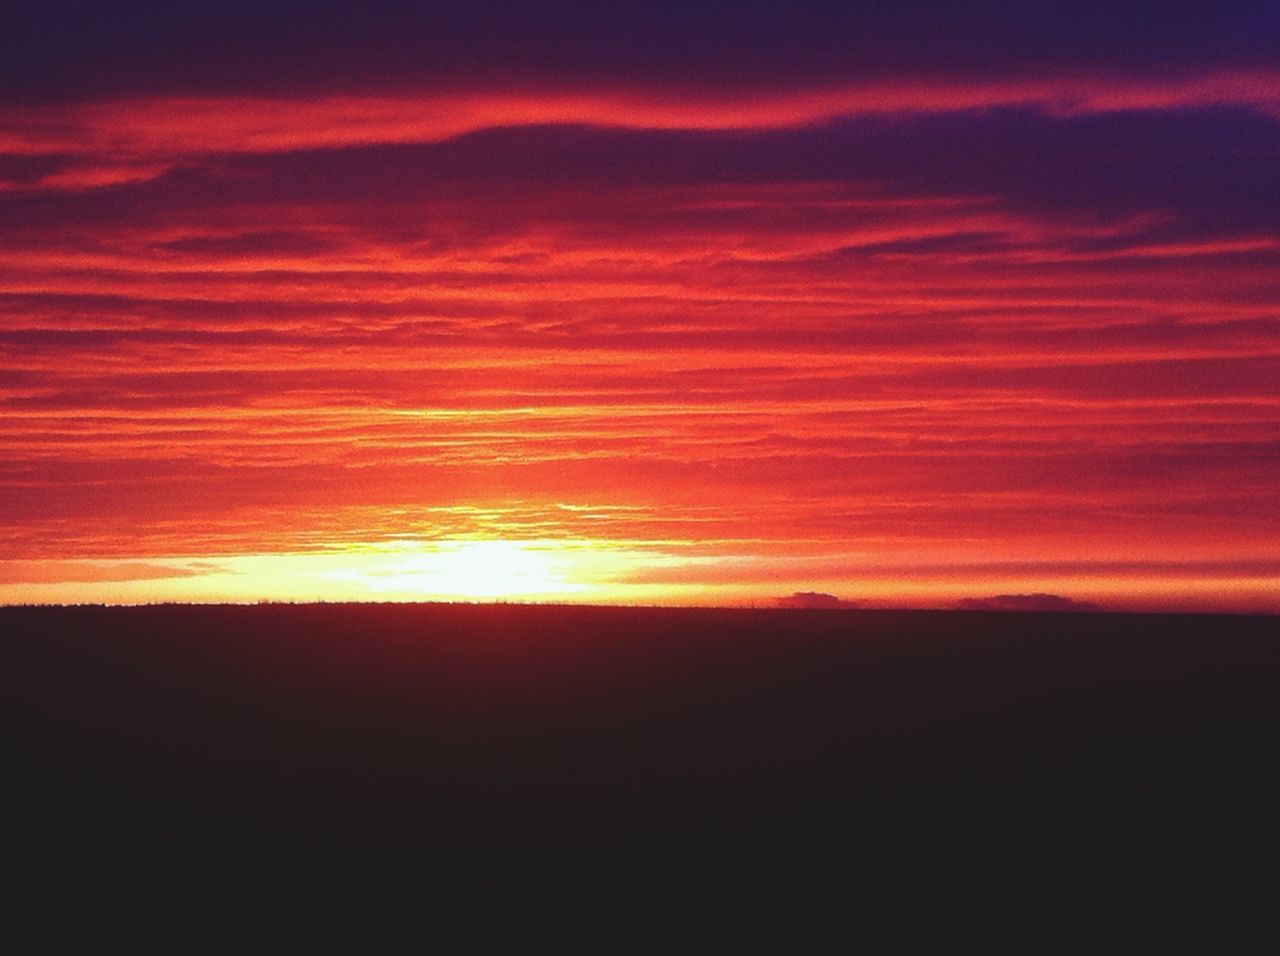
[1,5,1277,608]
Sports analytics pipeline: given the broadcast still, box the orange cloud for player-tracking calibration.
[2,71,1278,166]
[2,84,1277,610]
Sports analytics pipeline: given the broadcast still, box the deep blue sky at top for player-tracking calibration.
[5,2,1277,102]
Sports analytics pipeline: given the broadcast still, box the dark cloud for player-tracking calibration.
[155,232,342,258]
[957,593,1104,612]
[0,154,69,186]
[776,591,860,609]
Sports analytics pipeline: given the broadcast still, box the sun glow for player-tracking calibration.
[367,539,584,599]
[1,536,1276,610]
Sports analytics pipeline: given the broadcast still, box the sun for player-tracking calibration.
[432,540,563,598]
[376,539,583,600]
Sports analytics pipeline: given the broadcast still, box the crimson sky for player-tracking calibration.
[2,3,1278,609]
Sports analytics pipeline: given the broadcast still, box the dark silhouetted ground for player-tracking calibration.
[3,603,1276,923]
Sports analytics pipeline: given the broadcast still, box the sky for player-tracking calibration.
[2,2,1278,610]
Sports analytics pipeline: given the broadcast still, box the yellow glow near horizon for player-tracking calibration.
[358,539,585,599]
[0,538,666,605]
[1,538,1278,612]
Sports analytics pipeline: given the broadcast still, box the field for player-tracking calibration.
[3,602,1277,920]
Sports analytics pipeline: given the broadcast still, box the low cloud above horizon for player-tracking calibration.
[776,592,861,610]
[957,594,1105,613]
[1,3,1277,610]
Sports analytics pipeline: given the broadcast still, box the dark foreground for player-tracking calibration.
[3,603,1277,922]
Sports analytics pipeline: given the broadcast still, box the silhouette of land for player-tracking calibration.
[3,602,1276,918]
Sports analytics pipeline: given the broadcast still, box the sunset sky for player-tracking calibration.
[2,3,1277,610]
